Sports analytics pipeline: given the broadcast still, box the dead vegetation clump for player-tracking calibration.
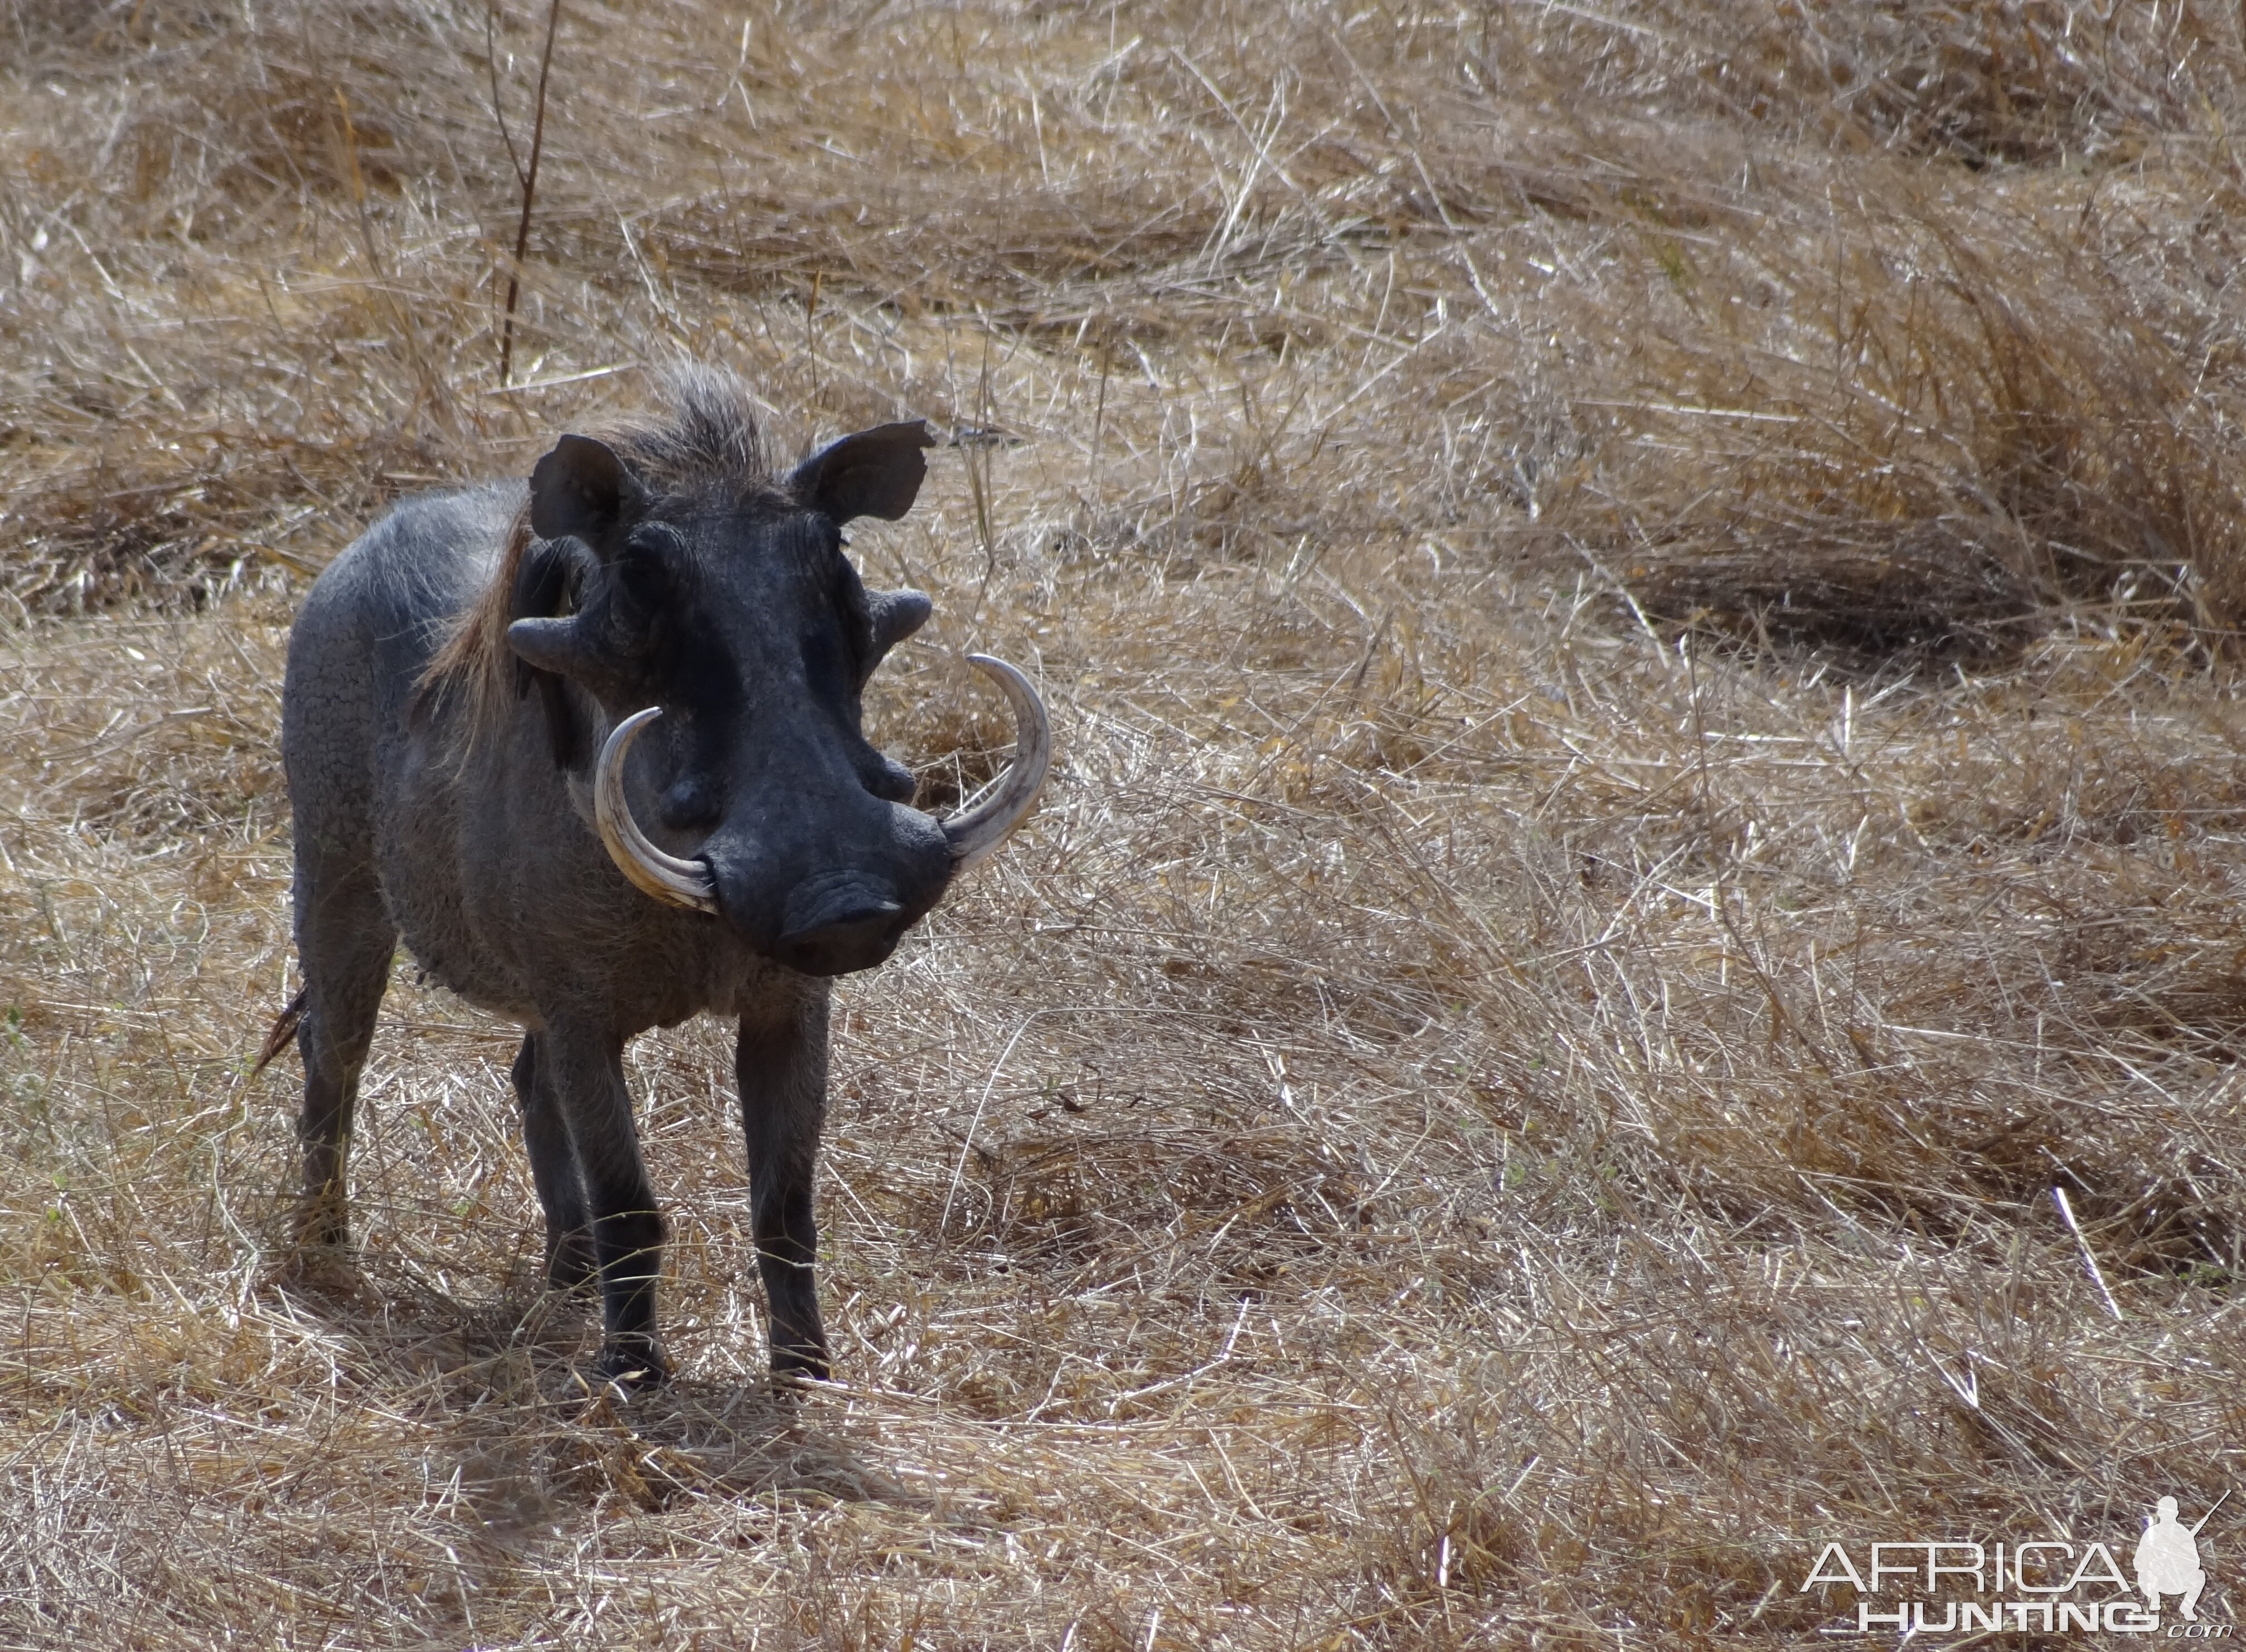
[1484,1,2246,166]
[17,1,2246,645]
[7,0,2246,1646]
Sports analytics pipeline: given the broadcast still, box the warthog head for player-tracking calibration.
[501,419,1047,975]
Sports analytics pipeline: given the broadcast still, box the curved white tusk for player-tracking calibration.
[943,654,1052,875]
[594,707,720,914]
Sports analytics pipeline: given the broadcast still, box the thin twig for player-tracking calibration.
[498,0,564,387]
[486,3,528,188]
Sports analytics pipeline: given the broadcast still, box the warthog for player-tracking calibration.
[261,367,1048,1386]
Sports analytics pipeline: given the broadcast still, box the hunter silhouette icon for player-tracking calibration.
[2136,1495,2220,1621]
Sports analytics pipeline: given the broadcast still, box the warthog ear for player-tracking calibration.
[530,434,648,545]
[790,421,934,524]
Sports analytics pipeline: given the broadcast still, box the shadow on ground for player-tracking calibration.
[259,1249,920,1539]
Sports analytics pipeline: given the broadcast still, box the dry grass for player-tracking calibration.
[6,0,2246,1645]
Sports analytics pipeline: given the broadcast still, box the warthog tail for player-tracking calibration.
[252,989,309,1077]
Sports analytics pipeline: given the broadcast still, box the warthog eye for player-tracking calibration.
[605,523,684,647]
[618,523,680,594]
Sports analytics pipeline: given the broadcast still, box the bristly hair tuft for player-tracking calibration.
[416,366,786,737]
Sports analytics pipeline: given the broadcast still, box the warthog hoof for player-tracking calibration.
[592,1338,670,1394]
[769,1342,832,1384]
[270,1238,368,1300]
[293,1192,350,1251]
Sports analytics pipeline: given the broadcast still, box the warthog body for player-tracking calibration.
[272,368,1046,1384]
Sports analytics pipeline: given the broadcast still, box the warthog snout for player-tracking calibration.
[698,817,950,976]
[591,650,1050,976]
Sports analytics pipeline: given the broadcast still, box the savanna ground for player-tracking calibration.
[4,1,2246,1645]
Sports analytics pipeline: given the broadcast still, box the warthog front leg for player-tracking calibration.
[509,1032,596,1290]
[736,987,832,1380]
[544,1026,667,1387]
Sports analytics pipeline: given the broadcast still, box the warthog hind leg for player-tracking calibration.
[510,1032,596,1289]
[291,856,395,1250]
[737,988,832,1381]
